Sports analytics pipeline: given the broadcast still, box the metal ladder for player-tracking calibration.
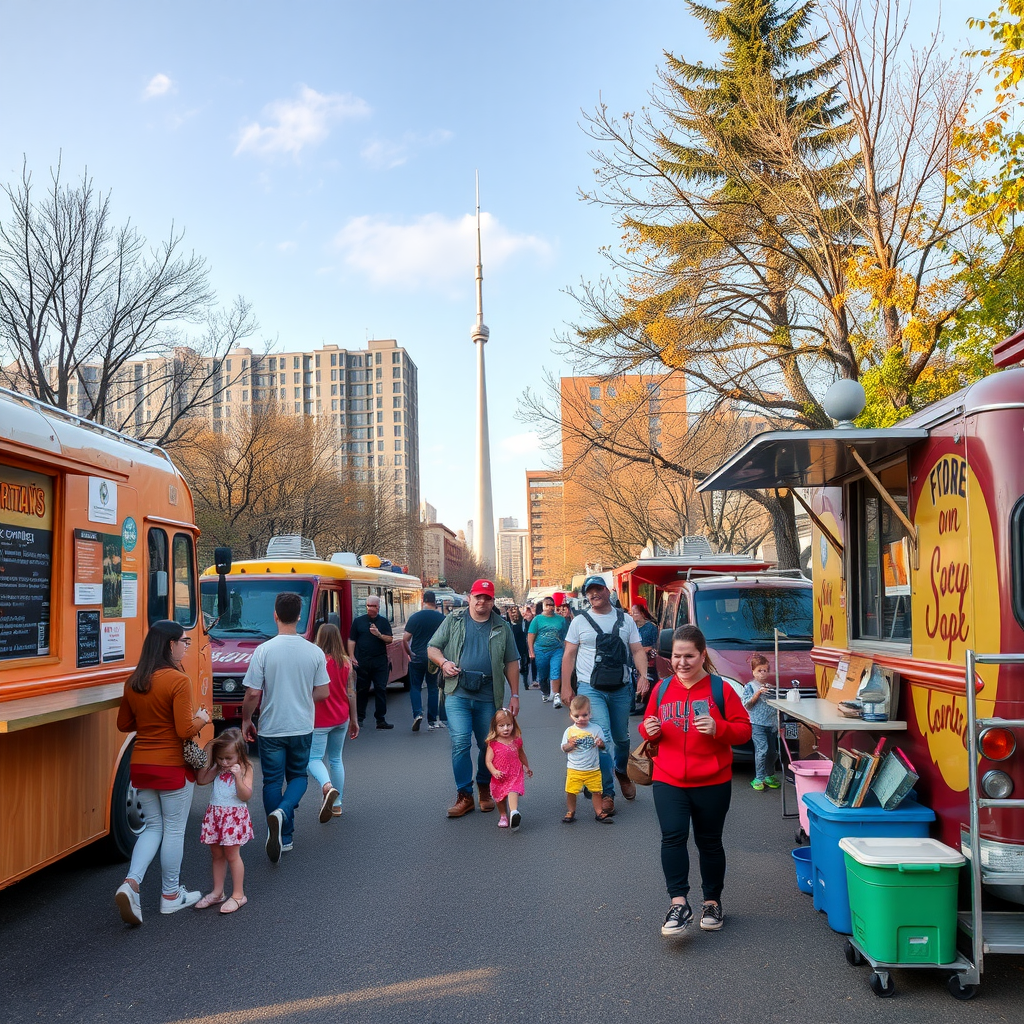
[957,650,1024,989]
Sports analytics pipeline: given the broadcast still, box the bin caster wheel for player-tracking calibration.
[947,976,977,1001]
[845,941,865,966]
[869,972,895,998]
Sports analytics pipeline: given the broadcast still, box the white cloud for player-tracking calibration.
[360,129,453,169]
[143,73,174,100]
[498,432,542,458]
[331,211,552,289]
[235,86,370,158]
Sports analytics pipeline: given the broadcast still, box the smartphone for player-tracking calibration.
[692,699,710,719]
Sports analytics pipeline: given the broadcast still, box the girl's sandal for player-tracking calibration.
[219,895,248,914]
[195,892,226,910]
[561,813,576,824]
[497,815,509,828]
[595,812,615,823]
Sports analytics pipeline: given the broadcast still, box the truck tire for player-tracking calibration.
[106,742,145,860]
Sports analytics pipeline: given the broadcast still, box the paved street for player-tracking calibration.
[3,692,1020,1024]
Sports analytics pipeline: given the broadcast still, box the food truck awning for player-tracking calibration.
[697,429,930,493]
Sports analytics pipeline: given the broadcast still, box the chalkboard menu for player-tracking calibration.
[0,464,53,661]
[76,610,101,668]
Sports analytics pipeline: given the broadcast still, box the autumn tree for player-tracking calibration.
[0,161,257,444]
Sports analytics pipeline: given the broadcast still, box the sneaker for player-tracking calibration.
[115,882,142,926]
[661,902,693,936]
[509,809,522,831]
[437,720,448,729]
[412,714,423,732]
[427,720,438,730]
[160,886,202,914]
[281,840,294,852]
[552,695,563,709]
[700,900,724,931]
[266,808,284,863]
[750,779,765,791]
[541,694,551,703]
[764,775,781,789]
[319,786,339,824]
[376,721,394,730]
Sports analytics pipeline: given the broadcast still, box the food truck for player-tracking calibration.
[698,350,1024,906]
[0,387,211,888]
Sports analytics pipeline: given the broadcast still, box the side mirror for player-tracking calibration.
[215,546,233,616]
[658,628,674,659]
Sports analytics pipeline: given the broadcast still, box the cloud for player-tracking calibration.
[330,211,552,289]
[143,74,174,100]
[360,129,454,169]
[235,86,370,158]
[498,432,542,458]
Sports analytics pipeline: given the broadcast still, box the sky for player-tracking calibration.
[0,0,985,546]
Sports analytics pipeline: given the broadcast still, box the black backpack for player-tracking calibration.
[580,608,630,691]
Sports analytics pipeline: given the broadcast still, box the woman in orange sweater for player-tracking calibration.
[114,619,210,926]
[639,625,752,939]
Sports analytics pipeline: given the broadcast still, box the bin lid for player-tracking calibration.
[803,791,935,821]
[790,759,833,777]
[839,836,965,867]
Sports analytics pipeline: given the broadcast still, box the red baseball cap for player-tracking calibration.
[470,579,496,597]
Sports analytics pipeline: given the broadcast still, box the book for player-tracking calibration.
[849,752,882,808]
[871,748,919,810]
[825,748,861,806]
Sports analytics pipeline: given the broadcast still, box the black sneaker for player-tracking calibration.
[412,715,423,732]
[700,900,724,931]
[661,902,693,936]
[376,721,394,730]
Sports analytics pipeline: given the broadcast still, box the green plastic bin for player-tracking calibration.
[839,836,965,965]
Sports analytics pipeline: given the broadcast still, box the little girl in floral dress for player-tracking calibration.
[484,708,532,831]
[195,728,254,914]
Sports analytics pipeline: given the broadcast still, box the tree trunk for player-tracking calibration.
[763,491,801,570]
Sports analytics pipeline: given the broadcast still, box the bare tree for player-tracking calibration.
[0,161,258,443]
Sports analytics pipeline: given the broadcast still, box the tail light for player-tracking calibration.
[981,770,1014,799]
[979,728,1016,761]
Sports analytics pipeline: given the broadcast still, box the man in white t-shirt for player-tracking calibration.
[561,576,647,816]
[242,592,330,863]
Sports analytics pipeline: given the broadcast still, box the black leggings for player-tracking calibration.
[652,780,732,902]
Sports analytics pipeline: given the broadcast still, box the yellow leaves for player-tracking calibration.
[844,255,917,312]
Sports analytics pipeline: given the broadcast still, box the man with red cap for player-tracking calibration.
[427,579,521,818]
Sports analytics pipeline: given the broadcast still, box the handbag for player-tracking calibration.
[182,737,208,771]
[626,739,659,786]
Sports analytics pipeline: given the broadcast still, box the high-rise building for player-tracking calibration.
[419,500,437,524]
[496,517,528,592]
[525,470,565,589]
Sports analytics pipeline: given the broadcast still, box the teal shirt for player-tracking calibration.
[529,613,568,651]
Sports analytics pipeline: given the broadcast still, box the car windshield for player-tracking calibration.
[695,587,813,644]
[200,579,314,636]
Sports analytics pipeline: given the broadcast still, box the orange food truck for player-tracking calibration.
[200,545,421,724]
[0,387,211,889]
[698,351,1024,926]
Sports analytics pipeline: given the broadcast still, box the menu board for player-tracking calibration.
[76,610,101,668]
[0,464,53,660]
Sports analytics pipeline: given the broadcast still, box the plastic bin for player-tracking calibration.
[803,791,935,934]
[790,759,833,836]
[792,847,813,893]
[839,837,964,964]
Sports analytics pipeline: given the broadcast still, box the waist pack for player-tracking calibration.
[459,669,492,695]
[581,609,629,691]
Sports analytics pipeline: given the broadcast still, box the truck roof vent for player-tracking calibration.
[266,535,317,559]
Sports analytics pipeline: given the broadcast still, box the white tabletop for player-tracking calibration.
[766,697,906,732]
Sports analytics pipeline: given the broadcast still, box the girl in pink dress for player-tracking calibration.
[485,709,532,831]
[195,728,254,914]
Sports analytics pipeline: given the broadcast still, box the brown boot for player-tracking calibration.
[478,783,496,812]
[602,795,616,817]
[615,770,637,801]
[447,792,475,818]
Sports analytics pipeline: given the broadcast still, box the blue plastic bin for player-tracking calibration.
[803,791,935,934]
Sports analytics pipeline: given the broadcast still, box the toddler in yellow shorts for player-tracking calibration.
[560,695,613,824]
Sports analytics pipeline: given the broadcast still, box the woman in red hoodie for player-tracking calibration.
[639,625,752,938]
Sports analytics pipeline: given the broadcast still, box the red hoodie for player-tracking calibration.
[638,674,752,788]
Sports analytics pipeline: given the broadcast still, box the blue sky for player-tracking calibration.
[0,0,983,543]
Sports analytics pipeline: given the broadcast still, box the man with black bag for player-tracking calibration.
[427,579,521,818]
[561,576,647,817]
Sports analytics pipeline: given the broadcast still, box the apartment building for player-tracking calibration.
[495,517,528,593]
[525,470,567,589]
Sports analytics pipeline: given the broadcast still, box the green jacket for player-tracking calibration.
[427,609,519,707]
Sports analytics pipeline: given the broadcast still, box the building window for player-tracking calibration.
[377,441,384,451]
[589,386,600,399]
[331,354,337,366]
[393,397,401,408]
[393,366,401,378]
[293,356,300,369]
[294,402,301,413]
[331,399,338,411]
[393,351,401,363]
[395,455,403,466]
[377,412,384,423]
[279,387,285,399]
[377,426,384,437]
[394,425,401,436]
[376,382,383,395]
[393,383,402,393]
[607,385,617,397]
[376,367,382,379]
[331,384,338,396]
[849,464,912,644]
[375,352,382,364]
[270,357,277,371]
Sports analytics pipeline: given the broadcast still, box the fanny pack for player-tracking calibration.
[459,669,493,694]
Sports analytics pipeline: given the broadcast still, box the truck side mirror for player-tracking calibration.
[658,628,674,659]
[214,547,233,616]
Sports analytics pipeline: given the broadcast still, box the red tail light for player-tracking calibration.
[980,728,1016,761]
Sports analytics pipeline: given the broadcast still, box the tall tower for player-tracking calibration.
[471,173,496,572]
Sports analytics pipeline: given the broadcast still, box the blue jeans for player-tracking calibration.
[126,781,195,895]
[751,723,779,781]
[408,660,439,722]
[308,721,350,809]
[258,733,312,842]
[534,645,563,696]
[445,692,497,794]
[579,681,632,797]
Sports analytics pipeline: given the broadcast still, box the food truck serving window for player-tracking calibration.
[1011,497,1024,630]
[172,533,197,628]
[849,464,912,644]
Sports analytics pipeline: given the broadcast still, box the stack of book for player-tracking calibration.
[823,739,916,809]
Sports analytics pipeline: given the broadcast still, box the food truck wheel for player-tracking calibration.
[108,745,144,859]
[844,941,865,966]
[947,976,978,1001]
[868,972,895,998]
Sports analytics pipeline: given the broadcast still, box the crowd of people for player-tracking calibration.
[115,576,757,939]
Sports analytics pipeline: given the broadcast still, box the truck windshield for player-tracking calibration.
[696,587,813,645]
[200,579,315,637]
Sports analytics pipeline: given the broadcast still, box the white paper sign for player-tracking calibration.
[88,477,118,525]
[101,621,125,662]
[121,572,138,618]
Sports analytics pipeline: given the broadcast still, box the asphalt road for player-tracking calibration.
[3,689,1022,1024]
